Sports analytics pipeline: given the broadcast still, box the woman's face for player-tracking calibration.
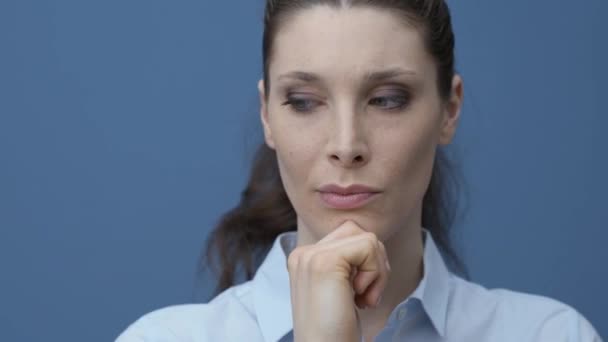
[259,6,462,243]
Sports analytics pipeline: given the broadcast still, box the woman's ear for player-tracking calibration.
[438,74,463,145]
[258,79,276,149]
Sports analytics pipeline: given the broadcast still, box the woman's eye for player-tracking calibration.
[369,94,410,110]
[281,96,320,113]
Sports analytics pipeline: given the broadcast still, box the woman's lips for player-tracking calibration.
[318,191,380,209]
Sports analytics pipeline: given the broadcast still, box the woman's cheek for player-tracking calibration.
[276,148,310,199]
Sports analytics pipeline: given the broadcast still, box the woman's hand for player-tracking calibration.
[287,220,392,342]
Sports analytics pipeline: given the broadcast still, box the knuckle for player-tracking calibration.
[309,253,328,272]
[287,247,304,271]
[363,231,377,241]
[364,241,377,256]
[362,232,378,249]
[286,256,298,272]
[299,249,317,269]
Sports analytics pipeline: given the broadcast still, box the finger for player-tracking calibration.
[334,233,386,293]
[349,267,358,283]
[353,267,377,295]
[318,220,366,243]
[302,232,382,277]
[352,237,382,293]
[310,231,380,272]
[302,230,389,309]
[355,276,381,309]
[355,240,389,308]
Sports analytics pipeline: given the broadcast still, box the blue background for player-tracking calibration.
[1,0,606,341]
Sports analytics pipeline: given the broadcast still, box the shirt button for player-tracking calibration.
[397,308,408,320]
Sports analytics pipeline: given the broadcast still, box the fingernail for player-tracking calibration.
[376,295,382,307]
[385,260,391,271]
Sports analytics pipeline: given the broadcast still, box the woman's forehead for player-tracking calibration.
[269,6,433,83]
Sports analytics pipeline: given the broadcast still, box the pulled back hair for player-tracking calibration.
[203,0,468,297]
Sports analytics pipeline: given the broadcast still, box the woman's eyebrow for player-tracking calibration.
[363,67,418,82]
[277,67,417,84]
[277,71,322,83]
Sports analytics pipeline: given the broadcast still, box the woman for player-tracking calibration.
[117,0,602,341]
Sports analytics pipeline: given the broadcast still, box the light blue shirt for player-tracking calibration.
[116,229,603,341]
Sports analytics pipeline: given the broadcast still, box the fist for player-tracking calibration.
[287,220,391,342]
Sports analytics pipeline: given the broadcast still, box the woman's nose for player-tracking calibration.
[326,113,370,168]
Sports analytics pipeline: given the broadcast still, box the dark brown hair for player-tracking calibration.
[202,0,468,297]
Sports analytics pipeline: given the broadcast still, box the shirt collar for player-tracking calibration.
[409,228,451,337]
[252,228,451,341]
[252,231,295,342]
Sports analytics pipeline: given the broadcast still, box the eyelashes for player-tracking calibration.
[368,94,410,110]
[280,92,411,114]
[281,96,321,113]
